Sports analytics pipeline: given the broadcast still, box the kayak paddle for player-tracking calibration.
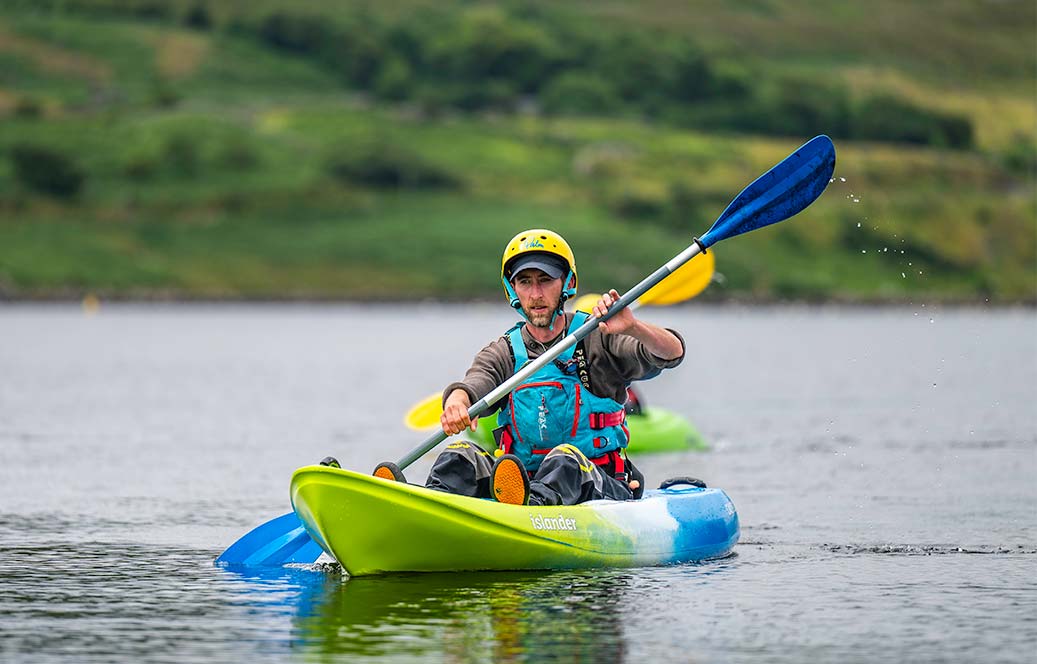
[215,134,835,567]
[397,134,835,469]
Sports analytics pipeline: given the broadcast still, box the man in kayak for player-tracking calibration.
[377,229,685,505]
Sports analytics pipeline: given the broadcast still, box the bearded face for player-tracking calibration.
[512,270,565,328]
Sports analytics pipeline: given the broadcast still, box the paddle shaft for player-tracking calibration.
[395,240,705,469]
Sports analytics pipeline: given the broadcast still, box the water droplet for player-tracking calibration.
[901,272,906,278]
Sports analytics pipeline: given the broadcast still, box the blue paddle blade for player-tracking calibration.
[215,512,324,567]
[699,135,836,248]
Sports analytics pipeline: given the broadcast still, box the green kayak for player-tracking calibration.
[290,465,739,577]
[470,405,707,454]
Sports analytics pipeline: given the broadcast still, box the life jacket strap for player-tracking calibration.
[495,425,513,455]
[588,410,626,429]
[502,426,628,482]
[591,449,627,482]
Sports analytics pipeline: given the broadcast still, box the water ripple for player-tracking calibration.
[821,544,1037,556]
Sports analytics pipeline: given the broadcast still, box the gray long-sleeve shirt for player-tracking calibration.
[444,313,685,414]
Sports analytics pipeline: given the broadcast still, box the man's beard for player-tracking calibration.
[523,298,562,328]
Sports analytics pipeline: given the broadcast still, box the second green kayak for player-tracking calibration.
[470,405,707,454]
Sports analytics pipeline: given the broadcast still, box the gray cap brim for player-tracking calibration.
[506,254,567,280]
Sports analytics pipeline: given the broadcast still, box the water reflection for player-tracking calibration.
[222,564,635,661]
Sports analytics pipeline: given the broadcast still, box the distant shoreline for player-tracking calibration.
[1,294,1033,308]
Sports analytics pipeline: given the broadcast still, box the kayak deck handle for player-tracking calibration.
[658,476,707,490]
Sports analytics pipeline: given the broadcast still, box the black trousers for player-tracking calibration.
[425,441,637,506]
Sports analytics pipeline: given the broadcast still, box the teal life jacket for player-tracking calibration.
[496,312,629,472]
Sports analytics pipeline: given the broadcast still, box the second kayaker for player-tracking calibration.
[375,228,685,505]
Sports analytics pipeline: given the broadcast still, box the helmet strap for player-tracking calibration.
[562,270,577,302]
[549,301,564,327]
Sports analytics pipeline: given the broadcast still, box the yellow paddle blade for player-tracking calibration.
[403,392,443,431]
[571,293,602,314]
[639,249,715,306]
[571,250,715,312]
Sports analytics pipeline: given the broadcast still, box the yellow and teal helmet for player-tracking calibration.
[501,229,578,314]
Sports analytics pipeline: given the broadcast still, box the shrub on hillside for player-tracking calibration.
[852,95,973,149]
[429,8,561,93]
[696,77,852,138]
[324,141,461,189]
[163,134,200,178]
[768,78,853,138]
[150,80,181,108]
[320,20,386,90]
[14,97,44,119]
[590,33,667,106]
[373,56,415,102]
[541,72,619,115]
[183,3,211,30]
[433,80,519,112]
[258,11,327,56]
[10,143,85,198]
[123,153,158,181]
[999,134,1037,176]
[705,61,754,102]
[258,11,387,90]
[602,182,669,220]
[666,182,706,229]
[216,138,260,171]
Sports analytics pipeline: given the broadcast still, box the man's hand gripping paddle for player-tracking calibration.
[215,135,836,567]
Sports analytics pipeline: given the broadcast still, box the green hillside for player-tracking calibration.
[0,1,1033,302]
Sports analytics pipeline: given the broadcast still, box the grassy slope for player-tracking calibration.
[0,3,1033,302]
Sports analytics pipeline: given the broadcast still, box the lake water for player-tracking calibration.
[1,303,1034,663]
